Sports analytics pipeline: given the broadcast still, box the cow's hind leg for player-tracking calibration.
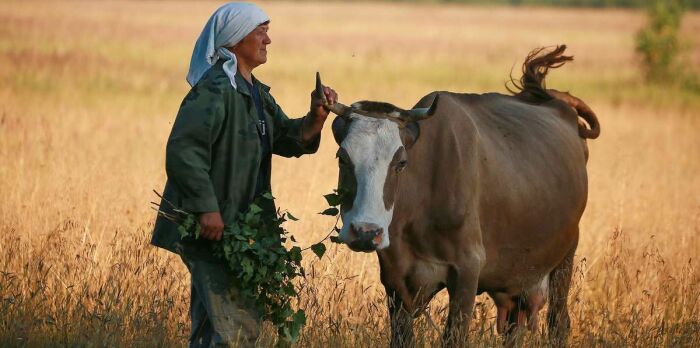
[547,244,576,346]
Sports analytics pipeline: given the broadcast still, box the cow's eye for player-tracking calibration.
[396,160,407,172]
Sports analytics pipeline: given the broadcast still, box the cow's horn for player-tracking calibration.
[316,72,351,117]
[400,94,440,122]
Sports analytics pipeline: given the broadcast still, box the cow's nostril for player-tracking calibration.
[349,223,383,247]
[372,232,383,246]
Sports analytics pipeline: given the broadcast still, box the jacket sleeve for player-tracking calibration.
[269,99,321,158]
[165,84,225,213]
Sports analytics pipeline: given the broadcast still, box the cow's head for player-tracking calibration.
[316,73,438,252]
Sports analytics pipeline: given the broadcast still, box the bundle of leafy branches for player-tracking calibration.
[153,190,343,343]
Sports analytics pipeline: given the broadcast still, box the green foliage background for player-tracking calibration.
[636,0,685,82]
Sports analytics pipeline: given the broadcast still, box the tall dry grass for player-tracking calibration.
[0,1,699,346]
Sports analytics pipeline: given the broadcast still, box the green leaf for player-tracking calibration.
[262,192,274,200]
[241,257,254,275]
[329,236,342,244]
[241,225,254,237]
[319,207,339,216]
[193,224,201,239]
[177,225,189,239]
[323,193,342,206]
[281,326,293,343]
[243,212,260,226]
[289,246,302,263]
[310,242,327,259]
[286,212,299,221]
[293,310,307,329]
[290,235,297,243]
[249,203,263,215]
[228,223,241,236]
[282,283,297,296]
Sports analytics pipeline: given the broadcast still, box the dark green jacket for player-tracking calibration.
[151,61,319,259]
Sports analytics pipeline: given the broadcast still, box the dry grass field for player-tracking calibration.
[1,1,699,347]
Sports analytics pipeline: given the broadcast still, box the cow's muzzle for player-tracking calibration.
[346,222,383,252]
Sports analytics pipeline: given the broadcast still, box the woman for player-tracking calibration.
[151,3,337,346]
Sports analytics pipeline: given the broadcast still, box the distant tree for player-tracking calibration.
[635,0,685,82]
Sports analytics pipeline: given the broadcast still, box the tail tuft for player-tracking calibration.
[508,45,573,103]
[508,45,600,140]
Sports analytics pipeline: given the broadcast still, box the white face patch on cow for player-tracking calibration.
[338,115,403,250]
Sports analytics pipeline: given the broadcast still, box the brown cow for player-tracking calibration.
[319,45,599,347]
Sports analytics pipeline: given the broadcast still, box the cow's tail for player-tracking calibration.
[507,45,600,140]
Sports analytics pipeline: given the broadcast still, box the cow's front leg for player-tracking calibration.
[442,259,481,348]
[386,287,414,348]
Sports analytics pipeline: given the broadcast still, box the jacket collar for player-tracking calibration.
[234,72,271,97]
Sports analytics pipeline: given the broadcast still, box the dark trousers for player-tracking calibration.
[181,256,261,347]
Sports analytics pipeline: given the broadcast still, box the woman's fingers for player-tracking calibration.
[198,212,224,241]
[323,86,337,104]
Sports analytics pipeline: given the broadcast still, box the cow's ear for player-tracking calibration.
[400,122,420,149]
[332,115,349,145]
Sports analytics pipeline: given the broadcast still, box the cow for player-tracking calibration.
[316,45,600,347]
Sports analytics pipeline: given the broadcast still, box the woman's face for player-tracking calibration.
[233,23,271,69]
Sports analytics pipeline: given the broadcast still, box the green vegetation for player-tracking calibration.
[156,193,310,344]
[154,190,342,344]
[635,0,699,91]
[636,0,685,83]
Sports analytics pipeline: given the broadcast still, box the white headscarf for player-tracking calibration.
[186,2,270,89]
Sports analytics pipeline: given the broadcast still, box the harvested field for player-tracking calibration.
[0,1,699,346]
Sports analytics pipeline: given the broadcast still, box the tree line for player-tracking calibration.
[386,0,700,9]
